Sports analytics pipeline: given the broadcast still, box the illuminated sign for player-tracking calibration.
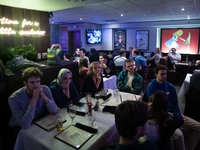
[0,17,46,36]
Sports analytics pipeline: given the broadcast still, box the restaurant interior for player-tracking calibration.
[0,0,200,149]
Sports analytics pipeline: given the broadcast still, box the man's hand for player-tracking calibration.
[30,87,42,106]
[39,88,50,104]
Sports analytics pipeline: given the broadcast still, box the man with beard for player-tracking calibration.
[117,59,142,95]
[8,67,58,136]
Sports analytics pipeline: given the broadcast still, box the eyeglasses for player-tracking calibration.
[126,64,134,68]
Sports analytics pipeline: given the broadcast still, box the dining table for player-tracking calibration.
[103,75,117,90]
[14,89,141,150]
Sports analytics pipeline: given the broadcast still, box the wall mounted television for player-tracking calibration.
[161,28,200,54]
[86,29,102,44]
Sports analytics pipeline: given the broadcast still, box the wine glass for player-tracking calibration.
[69,109,76,125]
[114,89,119,102]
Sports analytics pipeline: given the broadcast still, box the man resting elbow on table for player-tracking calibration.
[8,67,59,134]
[116,59,142,95]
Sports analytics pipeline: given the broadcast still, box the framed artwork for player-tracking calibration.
[136,30,149,50]
[161,28,200,54]
[114,30,126,49]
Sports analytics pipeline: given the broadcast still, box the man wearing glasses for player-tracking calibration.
[116,59,143,94]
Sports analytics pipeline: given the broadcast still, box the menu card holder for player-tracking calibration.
[34,114,66,131]
[55,125,94,149]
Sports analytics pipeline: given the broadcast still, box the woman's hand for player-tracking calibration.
[61,83,69,89]
[97,73,101,82]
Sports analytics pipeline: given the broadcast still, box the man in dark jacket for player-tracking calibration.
[146,64,200,150]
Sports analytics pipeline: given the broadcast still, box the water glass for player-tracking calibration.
[113,89,119,102]
[101,88,108,96]
[88,110,96,127]
[69,108,76,125]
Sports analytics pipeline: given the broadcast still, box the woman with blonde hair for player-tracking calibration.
[82,61,103,97]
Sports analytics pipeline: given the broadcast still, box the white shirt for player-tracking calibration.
[168,52,181,63]
[149,54,162,65]
[126,74,134,87]
[114,55,127,70]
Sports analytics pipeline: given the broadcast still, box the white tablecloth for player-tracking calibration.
[14,108,117,150]
[103,75,117,90]
[178,73,192,114]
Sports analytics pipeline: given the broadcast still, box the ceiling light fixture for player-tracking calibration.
[80,18,82,20]
[187,15,190,19]
[121,14,123,16]
[182,8,185,11]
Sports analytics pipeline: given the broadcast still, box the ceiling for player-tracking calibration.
[0,0,200,25]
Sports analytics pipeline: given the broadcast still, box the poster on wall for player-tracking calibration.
[136,30,149,51]
[114,30,126,49]
[161,28,200,54]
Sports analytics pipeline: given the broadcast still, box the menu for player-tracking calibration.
[55,125,93,149]
[34,114,66,131]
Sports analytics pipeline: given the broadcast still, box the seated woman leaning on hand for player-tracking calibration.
[82,61,103,97]
[99,52,115,76]
[50,68,82,108]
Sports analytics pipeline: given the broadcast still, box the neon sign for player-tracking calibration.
[0,17,19,24]
[0,17,46,36]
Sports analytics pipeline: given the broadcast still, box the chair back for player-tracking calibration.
[115,66,123,77]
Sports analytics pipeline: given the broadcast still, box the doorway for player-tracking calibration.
[68,30,81,59]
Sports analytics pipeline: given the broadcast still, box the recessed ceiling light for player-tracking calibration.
[182,8,185,11]
[187,15,190,19]
[52,22,54,24]
[121,14,123,16]
[80,18,82,20]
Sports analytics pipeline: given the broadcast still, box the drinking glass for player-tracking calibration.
[69,109,76,125]
[88,111,96,127]
[95,93,100,101]
[101,88,108,96]
[114,89,119,102]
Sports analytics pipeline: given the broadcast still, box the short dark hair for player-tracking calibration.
[115,101,147,140]
[80,48,86,54]
[133,49,139,55]
[99,52,108,60]
[22,67,43,82]
[90,48,96,53]
[119,49,126,56]
[154,64,168,74]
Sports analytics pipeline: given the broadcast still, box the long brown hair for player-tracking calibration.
[87,61,100,76]
[148,91,170,135]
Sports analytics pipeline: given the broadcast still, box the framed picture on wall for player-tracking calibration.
[136,30,149,51]
[114,30,126,49]
[161,28,200,54]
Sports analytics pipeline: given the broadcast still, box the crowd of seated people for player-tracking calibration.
[8,44,200,150]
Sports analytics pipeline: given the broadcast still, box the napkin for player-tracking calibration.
[100,93,112,101]
[76,123,98,133]
[102,106,116,114]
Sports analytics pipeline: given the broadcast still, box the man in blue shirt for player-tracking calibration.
[114,100,158,150]
[146,64,200,150]
[132,49,147,77]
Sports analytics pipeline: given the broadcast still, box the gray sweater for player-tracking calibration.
[9,85,58,129]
